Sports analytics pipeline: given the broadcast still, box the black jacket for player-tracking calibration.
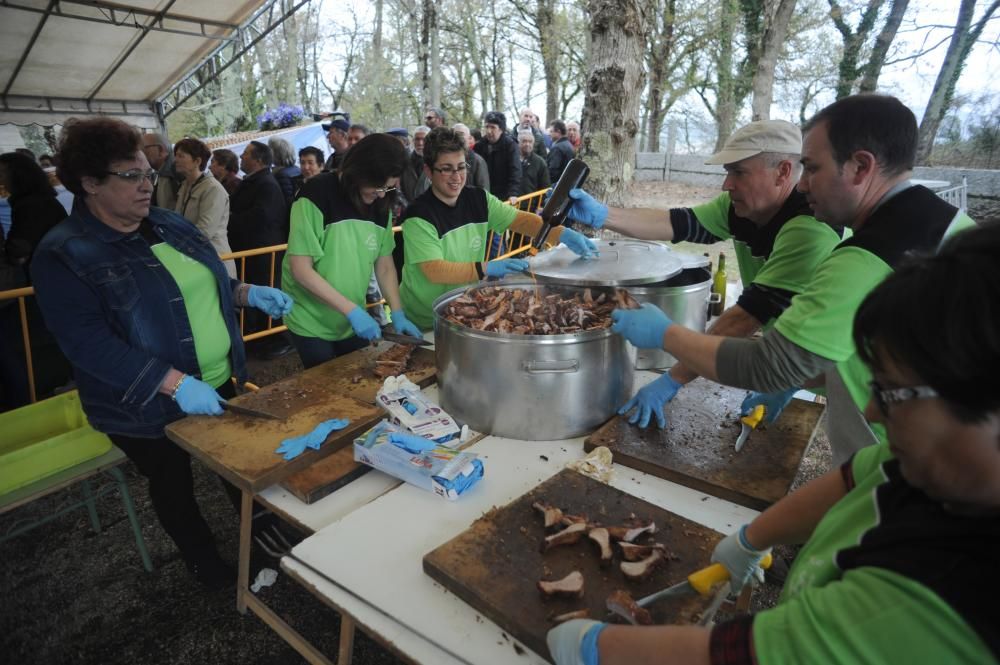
[473,133,522,200]
[228,169,288,250]
[519,153,551,198]
[547,137,575,183]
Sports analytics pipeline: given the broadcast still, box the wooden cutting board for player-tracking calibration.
[166,389,380,492]
[279,446,372,504]
[423,468,722,661]
[268,342,436,406]
[585,379,824,510]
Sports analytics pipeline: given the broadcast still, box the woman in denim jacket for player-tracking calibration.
[31,117,293,589]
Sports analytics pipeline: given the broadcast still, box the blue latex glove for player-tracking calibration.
[559,227,599,259]
[546,619,607,665]
[275,418,351,460]
[347,306,382,341]
[388,432,438,454]
[619,372,683,429]
[742,387,798,424]
[610,303,673,350]
[390,310,423,338]
[174,376,225,416]
[711,524,770,594]
[484,258,530,279]
[248,285,293,318]
[566,188,608,230]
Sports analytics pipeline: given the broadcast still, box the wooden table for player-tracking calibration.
[164,363,386,662]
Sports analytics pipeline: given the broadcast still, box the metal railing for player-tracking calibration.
[935,176,968,211]
[0,189,552,404]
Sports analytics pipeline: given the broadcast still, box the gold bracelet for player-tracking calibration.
[170,373,187,401]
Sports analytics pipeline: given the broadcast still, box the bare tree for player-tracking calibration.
[751,0,799,119]
[828,0,911,98]
[580,0,649,205]
[857,0,909,92]
[916,0,1000,163]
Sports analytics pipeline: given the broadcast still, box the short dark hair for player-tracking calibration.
[340,133,407,214]
[298,146,325,163]
[211,148,239,174]
[804,94,917,178]
[549,120,567,136]
[247,141,273,167]
[15,147,36,162]
[56,117,142,197]
[39,154,54,165]
[854,222,1000,423]
[174,137,212,171]
[0,151,55,199]
[422,127,466,169]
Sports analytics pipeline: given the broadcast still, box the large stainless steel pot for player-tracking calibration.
[529,239,713,370]
[631,266,713,369]
[433,284,635,440]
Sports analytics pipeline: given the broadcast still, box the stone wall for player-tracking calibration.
[635,152,1000,220]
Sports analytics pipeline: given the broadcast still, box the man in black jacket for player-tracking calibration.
[546,119,575,183]
[516,129,550,203]
[474,110,521,200]
[230,141,293,357]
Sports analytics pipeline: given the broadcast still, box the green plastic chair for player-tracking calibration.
[0,392,153,571]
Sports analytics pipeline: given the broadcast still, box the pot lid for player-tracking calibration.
[528,238,683,286]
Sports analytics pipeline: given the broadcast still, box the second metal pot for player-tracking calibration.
[630,266,714,369]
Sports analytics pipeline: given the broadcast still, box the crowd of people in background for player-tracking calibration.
[0,108,582,408]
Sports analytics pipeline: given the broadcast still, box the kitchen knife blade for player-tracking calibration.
[530,158,590,254]
[635,552,774,608]
[381,331,432,347]
[734,404,766,452]
[221,401,284,420]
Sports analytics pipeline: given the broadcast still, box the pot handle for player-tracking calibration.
[707,293,722,304]
[522,359,580,374]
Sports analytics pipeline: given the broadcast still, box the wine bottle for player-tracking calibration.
[711,252,727,317]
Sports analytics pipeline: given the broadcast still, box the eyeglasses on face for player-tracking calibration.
[869,381,938,417]
[425,115,436,121]
[431,163,469,175]
[103,169,159,186]
[372,185,397,196]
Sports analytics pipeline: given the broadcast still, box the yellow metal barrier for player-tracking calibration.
[1,191,551,404]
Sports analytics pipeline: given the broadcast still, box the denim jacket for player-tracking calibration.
[31,204,248,437]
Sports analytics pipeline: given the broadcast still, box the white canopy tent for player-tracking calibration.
[0,0,309,130]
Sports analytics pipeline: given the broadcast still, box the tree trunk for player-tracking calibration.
[751,0,798,120]
[419,0,432,108]
[430,3,441,108]
[858,0,910,92]
[580,0,648,206]
[829,0,886,98]
[714,0,739,151]
[535,0,559,124]
[916,0,1000,163]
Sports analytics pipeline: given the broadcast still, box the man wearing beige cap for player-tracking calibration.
[566,119,845,429]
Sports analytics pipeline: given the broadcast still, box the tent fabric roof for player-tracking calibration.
[0,0,266,129]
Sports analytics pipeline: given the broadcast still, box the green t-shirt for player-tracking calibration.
[688,190,844,327]
[775,186,975,443]
[281,173,396,341]
[751,444,996,664]
[151,242,232,388]
[399,187,518,330]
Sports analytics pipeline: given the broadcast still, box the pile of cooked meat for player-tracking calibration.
[372,343,415,378]
[440,285,641,335]
[532,500,677,626]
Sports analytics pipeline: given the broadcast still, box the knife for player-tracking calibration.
[636,552,773,608]
[734,404,766,452]
[221,401,284,420]
[381,331,432,347]
[530,158,590,255]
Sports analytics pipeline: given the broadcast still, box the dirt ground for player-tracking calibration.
[1,181,831,664]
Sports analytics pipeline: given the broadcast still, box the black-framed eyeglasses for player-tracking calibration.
[372,185,397,196]
[103,169,158,186]
[431,163,469,175]
[869,381,938,416]
[424,115,436,121]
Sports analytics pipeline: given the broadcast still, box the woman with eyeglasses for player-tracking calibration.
[280,132,421,368]
[398,127,598,331]
[173,137,236,277]
[548,222,999,665]
[30,117,294,589]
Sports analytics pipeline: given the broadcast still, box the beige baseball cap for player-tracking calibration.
[705,119,802,165]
